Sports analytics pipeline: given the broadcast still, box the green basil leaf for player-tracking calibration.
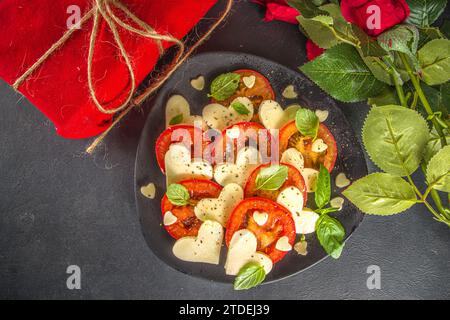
[168,113,183,125]
[209,72,240,101]
[316,207,339,215]
[378,25,420,69]
[288,0,328,18]
[300,44,386,103]
[342,173,417,215]
[234,262,266,290]
[418,39,450,86]
[166,183,190,206]
[315,164,331,209]
[316,214,345,259]
[231,101,250,115]
[362,105,429,176]
[255,165,288,191]
[406,0,447,27]
[295,108,319,139]
[426,145,450,192]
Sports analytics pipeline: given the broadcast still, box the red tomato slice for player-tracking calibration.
[161,179,222,239]
[279,120,337,172]
[211,69,275,109]
[155,125,205,173]
[244,163,308,203]
[225,197,296,263]
[211,121,275,164]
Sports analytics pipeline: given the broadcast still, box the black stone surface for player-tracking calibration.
[0,0,449,299]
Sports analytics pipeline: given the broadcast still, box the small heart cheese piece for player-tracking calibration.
[253,211,269,226]
[294,240,308,256]
[165,95,206,129]
[140,182,156,199]
[258,100,289,130]
[243,75,256,88]
[190,75,205,91]
[296,208,320,234]
[275,236,292,252]
[282,85,298,99]
[300,168,319,193]
[277,186,309,234]
[163,211,177,226]
[172,220,223,265]
[330,197,345,211]
[214,147,261,187]
[315,109,329,122]
[311,138,328,153]
[202,97,254,131]
[165,143,213,185]
[335,172,351,188]
[225,229,273,275]
[280,148,304,171]
[195,183,244,226]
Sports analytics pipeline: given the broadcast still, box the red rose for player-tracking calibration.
[341,0,410,36]
[253,0,300,24]
[306,40,325,61]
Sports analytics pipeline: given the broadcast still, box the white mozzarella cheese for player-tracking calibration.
[280,148,304,171]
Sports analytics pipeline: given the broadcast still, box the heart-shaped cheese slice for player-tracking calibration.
[225,229,273,275]
[282,85,298,99]
[253,211,268,226]
[280,148,304,171]
[335,172,351,188]
[173,220,223,264]
[140,182,156,199]
[275,236,292,252]
[195,183,244,226]
[277,186,316,234]
[165,143,213,185]
[163,211,177,226]
[315,109,329,122]
[243,75,256,88]
[202,97,254,131]
[311,138,328,153]
[258,100,287,130]
[165,95,206,129]
[300,168,319,193]
[330,197,345,210]
[190,75,205,91]
[214,147,261,187]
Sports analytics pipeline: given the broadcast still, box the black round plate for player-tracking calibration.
[135,52,367,284]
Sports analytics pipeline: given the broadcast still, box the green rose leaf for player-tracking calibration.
[209,72,240,101]
[169,113,183,125]
[300,44,386,103]
[316,214,345,259]
[288,0,328,18]
[426,145,450,192]
[352,25,388,57]
[406,0,447,27]
[362,55,409,85]
[234,262,266,290]
[367,87,400,106]
[442,19,450,39]
[295,108,319,139]
[255,165,288,191]
[315,164,331,209]
[362,105,429,176]
[378,25,420,69]
[423,128,450,164]
[418,27,444,49]
[297,15,341,49]
[166,183,190,206]
[342,173,417,215]
[418,39,450,86]
[231,101,250,115]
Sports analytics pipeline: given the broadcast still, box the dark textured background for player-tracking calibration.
[0,0,449,299]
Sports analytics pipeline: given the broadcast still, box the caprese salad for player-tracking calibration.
[152,69,348,290]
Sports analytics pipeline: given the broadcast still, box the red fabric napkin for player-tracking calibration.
[0,0,217,138]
